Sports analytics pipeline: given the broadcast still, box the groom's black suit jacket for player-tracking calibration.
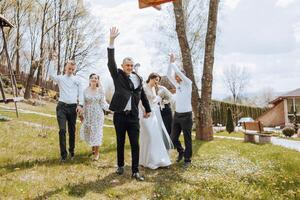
[107,48,151,116]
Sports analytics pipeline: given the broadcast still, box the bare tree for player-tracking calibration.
[223,64,250,104]
[259,87,276,106]
[198,0,219,140]
[13,0,31,75]
[0,0,107,99]
[150,0,208,79]
[23,2,40,99]
[172,0,219,141]
[246,87,276,107]
[35,0,52,86]
[172,1,200,134]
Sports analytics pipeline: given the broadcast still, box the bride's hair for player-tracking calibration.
[89,73,100,87]
[146,73,161,83]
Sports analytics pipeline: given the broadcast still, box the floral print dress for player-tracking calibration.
[80,87,109,146]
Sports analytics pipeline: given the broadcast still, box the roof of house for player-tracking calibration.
[270,88,300,104]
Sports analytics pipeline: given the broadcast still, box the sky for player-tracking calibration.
[83,0,300,100]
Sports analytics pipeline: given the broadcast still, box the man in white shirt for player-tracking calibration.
[50,60,83,162]
[166,53,193,168]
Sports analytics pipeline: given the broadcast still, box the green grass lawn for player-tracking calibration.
[0,109,300,199]
[214,131,244,138]
[0,100,57,115]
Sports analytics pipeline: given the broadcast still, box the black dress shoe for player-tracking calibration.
[176,152,184,163]
[60,157,67,163]
[183,162,191,169]
[132,172,145,181]
[116,166,124,175]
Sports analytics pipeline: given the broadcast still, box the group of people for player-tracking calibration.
[50,27,193,181]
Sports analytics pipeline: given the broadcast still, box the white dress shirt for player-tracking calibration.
[124,73,140,111]
[50,74,83,105]
[167,63,192,113]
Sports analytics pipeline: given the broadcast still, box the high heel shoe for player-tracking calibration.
[89,151,95,157]
[93,154,99,161]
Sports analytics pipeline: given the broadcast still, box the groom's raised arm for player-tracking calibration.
[107,27,120,79]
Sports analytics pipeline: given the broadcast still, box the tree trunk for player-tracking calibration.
[57,0,63,75]
[15,0,21,75]
[172,0,201,139]
[36,2,48,86]
[24,62,38,99]
[198,0,219,140]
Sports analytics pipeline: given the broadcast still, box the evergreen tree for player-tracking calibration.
[293,111,298,134]
[226,108,235,133]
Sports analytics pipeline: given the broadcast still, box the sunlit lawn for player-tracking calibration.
[0,99,57,115]
[0,108,300,199]
[214,131,244,138]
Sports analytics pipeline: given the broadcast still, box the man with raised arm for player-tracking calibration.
[107,27,151,181]
[166,53,193,169]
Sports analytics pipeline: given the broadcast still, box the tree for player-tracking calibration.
[172,0,219,141]
[35,0,52,86]
[294,113,299,133]
[255,87,276,107]
[1,0,104,98]
[152,0,208,76]
[24,60,40,99]
[226,108,234,133]
[198,0,219,140]
[223,64,250,104]
[172,0,201,139]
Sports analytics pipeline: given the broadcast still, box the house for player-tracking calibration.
[257,88,300,127]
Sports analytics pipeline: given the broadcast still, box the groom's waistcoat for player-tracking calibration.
[107,48,151,115]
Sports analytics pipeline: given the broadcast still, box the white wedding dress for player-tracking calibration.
[139,84,173,169]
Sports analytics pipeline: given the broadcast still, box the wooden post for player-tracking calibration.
[0,75,6,102]
[1,17,19,117]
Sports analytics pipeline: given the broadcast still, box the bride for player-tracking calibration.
[139,73,173,169]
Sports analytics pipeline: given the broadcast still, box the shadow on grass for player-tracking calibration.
[0,152,89,175]
[33,172,129,199]
[31,141,207,199]
[0,145,118,176]
[149,139,206,197]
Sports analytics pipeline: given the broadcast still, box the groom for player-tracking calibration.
[107,27,151,181]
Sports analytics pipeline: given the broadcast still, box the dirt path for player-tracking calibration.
[0,105,114,128]
[215,135,300,152]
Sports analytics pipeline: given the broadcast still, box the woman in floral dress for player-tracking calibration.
[80,73,109,160]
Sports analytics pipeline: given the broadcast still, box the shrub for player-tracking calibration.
[293,112,299,133]
[282,127,295,137]
[16,84,23,90]
[226,108,235,133]
[0,115,11,121]
[1,76,10,87]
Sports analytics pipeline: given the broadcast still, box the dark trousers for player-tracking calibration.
[171,111,193,163]
[113,111,140,173]
[160,104,173,135]
[56,102,77,159]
